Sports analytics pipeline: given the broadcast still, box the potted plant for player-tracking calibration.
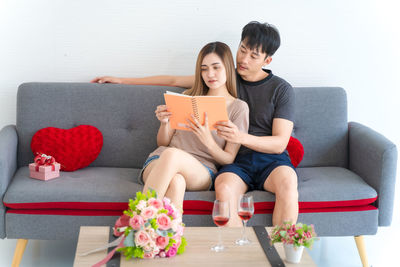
[271,221,317,263]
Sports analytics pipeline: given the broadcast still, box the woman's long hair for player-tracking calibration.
[185,42,237,97]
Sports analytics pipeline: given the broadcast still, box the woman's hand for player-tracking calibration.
[186,113,216,150]
[91,76,123,84]
[155,105,171,124]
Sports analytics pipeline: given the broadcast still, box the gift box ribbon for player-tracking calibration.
[34,153,57,171]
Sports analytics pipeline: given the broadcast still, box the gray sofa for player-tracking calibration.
[0,83,397,264]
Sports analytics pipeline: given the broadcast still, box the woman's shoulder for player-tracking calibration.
[227,98,249,118]
[231,98,249,111]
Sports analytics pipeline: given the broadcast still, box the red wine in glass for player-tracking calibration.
[238,211,253,221]
[211,200,230,252]
[213,216,229,226]
[236,195,254,245]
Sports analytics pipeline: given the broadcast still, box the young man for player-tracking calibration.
[92,21,298,227]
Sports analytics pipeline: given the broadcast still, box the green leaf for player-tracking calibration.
[132,247,144,259]
[279,230,287,238]
[149,218,158,230]
[158,209,168,214]
[164,238,176,251]
[177,236,187,255]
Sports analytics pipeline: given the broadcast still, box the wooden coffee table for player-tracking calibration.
[74,226,316,266]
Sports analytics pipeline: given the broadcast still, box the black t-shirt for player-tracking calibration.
[237,69,295,153]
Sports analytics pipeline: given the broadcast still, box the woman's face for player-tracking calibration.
[200,53,227,91]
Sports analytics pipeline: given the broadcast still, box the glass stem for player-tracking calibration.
[242,220,247,240]
[218,226,222,246]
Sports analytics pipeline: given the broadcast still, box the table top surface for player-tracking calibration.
[74,226,316,267]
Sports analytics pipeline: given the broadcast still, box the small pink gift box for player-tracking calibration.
[29,162,61,181]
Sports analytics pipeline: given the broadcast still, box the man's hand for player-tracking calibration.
[215,120,244,144]
[91,76,123,84]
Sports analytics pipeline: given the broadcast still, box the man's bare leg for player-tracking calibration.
[263,166,298,226]
[214,172,248,227]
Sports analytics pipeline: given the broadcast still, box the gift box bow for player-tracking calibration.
[33,153,57,171]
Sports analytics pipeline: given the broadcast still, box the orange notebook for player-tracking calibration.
[164,91,228,131]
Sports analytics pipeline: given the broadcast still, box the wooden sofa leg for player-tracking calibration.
[354,236,369,267]
[11,239,28,267]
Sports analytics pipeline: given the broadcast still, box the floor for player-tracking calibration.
[0,222,398,266]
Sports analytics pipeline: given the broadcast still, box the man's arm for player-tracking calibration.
[91,75,195,89]
[216,118,293,154]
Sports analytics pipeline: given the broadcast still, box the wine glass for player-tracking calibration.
[235,195,254,245]
[211,200,230,252]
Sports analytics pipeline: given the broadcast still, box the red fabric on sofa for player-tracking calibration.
[4,196,377,215]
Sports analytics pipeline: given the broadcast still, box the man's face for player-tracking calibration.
[236,41,270,77]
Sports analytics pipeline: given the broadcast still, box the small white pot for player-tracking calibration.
[283,243,304,263]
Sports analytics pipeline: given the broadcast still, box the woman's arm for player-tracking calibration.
[207,140,241,165]
[157,122,175,146]
[155,105,175,146]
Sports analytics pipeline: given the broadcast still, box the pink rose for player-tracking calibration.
[157,213,172,230]
[135,230,151,247]
[129,215,144,230]
[143,251,154,259]
[163,197,171,205]
[136,200,147,211]
[156,236,170,249]
[148,198,163,209]
[141,206,157,220]
[165,244,177,258]
[176,224,184,236]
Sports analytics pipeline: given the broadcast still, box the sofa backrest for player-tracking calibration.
[16,83,348,169]
[293,87,348,168]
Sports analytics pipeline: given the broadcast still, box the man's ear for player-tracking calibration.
[264,56,272,66]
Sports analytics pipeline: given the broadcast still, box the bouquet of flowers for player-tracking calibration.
[270,221,317,249]
[113,190,187,259]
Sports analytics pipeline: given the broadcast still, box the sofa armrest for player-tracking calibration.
[0,125,18,238]
[0,125,18,195]
[349,122,397,226]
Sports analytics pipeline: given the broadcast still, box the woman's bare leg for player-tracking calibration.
[143,148,211,203]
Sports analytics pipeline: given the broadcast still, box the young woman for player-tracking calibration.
[139,42,249,213]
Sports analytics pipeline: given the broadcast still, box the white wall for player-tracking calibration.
[1,0,399,220]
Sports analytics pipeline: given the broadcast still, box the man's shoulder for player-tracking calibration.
[269,72,293,90]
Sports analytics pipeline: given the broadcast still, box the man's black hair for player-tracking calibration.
[241,21,281,57]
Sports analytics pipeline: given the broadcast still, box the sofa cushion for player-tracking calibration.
[3,167,142,210]
[3,167,377,215]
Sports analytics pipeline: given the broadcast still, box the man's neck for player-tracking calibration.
[241,69,269,82]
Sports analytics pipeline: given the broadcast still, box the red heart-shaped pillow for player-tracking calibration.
[31,125,103,171]
[287,136,304,168]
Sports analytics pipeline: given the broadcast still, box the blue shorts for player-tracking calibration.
[138,155,216,188]
[216,151,296,191]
